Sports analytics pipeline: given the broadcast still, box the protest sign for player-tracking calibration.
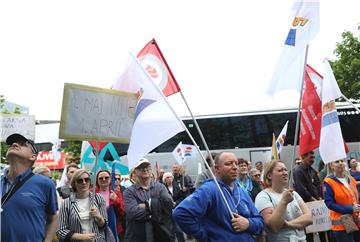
[59,83,137,142]
[35,151,66,169]
[0,114,35,141]
[305,200,332,233]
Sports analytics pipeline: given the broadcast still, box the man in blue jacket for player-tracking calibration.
[173,151,264,242]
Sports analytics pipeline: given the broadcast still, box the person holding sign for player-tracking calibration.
[323,159,360,242]
[255,160,312,242]
[57,169,108,242]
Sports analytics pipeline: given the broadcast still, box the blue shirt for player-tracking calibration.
[1,168,58,242]
[173,179,264,242]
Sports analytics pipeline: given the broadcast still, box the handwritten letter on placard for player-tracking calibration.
[0,114,35,141]
[59,83,137,142]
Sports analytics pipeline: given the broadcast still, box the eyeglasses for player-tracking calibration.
[99,176,110,181]
[76,177,91,184]
[254,174,261,177]
[115,178,121,181]
[14,140,37,154]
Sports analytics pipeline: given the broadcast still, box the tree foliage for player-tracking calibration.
[331,24,360,100]
[63,141,82,164]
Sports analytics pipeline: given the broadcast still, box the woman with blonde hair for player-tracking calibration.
[57,169,108,242]
[324,159,360,242]
[255,160,312,242]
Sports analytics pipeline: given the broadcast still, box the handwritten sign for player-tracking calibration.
[305,200,332,233]
[0,114,35,141]
[59,83,137,142]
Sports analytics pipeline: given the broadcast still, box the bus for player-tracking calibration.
[120,102,360,179]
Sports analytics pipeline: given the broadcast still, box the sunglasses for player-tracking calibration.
[76,177,91,184]
[13,140,37,154]
[254,174,261,177]
[115,178,121,181]
[99,176,110,181]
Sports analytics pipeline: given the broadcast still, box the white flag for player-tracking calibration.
[276,121,289,154]
[172,141,184,164]
[266,0,320,96]
[113,53,185,169]
[182,143,197,159]
[319,59,345,164]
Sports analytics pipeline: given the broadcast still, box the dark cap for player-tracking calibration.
[6,133,38,154]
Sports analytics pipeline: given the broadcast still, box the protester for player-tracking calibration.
[323,159,360,242]
[173,151,264,242]
[57,169,108,242]
[96,170,125,242]
[163,172,185,242]
[237,158,255,199]
[33,164,52,177]
[255,160,312,242]
[1,133,58,242]
[173,164,193,199]
[57,163,79,199]
[349,158,360,186]
[114,173,126,195]
[194,152,217,188]
[255,161,264,181]
[123,158,175,242]
[158,168,165,183]
[293,150,325,242]
[249,168,263,200]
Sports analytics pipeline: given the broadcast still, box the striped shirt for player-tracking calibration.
[57,192,108,242]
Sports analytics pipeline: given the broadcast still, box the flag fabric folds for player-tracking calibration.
[271,133,279,160]
[112,53,185,169]
[319,60,346,164]
[299,65,323,155]
[276,121,289,154]
[137,39,181,97]
[266,0,319,96]
[172,141,185,164]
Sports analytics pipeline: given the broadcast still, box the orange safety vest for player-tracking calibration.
[324,176,360,231]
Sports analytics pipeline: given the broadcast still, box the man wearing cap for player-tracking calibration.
[1,133,58,242]
[123,158,175,242]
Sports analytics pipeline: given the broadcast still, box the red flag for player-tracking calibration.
[299,65,323,156]
[88,141,108,153]
[137,39,181,96]
[155,161,159,180]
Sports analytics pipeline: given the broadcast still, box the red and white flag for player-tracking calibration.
[137,39,181,97]
[299,65,323,156]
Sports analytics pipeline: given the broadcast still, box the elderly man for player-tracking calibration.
[173,151,264,242]
[123,158,175,242]
[1,133,58,242]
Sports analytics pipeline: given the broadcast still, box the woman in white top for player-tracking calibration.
[57,169,108,242]
[255,160,312,242]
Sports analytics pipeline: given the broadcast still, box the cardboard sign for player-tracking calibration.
[0,114,35,141]
[305,200,332,233]
[59,83,137,142]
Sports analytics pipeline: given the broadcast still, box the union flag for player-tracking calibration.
[137,39,181,96]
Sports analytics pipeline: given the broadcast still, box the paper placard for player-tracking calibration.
[59,83,137,142]
[305,200,332,233]
[0,114,35,141]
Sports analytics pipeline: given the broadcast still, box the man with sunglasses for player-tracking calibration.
[1,133,58,242]
[123,158,175,242]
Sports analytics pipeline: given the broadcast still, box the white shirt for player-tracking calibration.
[76,197,91,233]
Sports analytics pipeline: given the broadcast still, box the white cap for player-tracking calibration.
[134,158,151,169]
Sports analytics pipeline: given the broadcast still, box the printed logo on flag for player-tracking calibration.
[285,17,309,47]
[176,147,183,158]
[138,54,168,90]
[276,134,286,151]
[184,145,193,157]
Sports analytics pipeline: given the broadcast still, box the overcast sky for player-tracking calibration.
[1,0,359,121]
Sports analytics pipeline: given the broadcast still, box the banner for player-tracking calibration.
[35,151,66,169]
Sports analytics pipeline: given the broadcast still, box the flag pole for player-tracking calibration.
[341,94,360,113]
[92,140,99,195]
[132,54,235,219]
[289,45,309,188]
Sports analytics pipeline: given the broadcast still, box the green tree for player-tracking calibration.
[63,141,82,164]
[331,24,360,100]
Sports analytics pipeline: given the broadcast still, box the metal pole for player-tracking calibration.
[92,141,99,195]
[289,45,309,188]
[341,94,360,113]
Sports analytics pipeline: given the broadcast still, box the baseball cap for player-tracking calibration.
[134,158,151,169]
[6,133,38,154]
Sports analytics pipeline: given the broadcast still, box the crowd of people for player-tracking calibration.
[2,132,360,242]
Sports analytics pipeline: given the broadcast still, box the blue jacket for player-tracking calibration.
[173,179,264,242]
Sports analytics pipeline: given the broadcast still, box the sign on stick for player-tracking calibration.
[0,114,35,141]
[59,83,137,142]
[305,200,332,233]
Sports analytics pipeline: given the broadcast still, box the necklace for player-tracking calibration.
[223,184,241,212]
